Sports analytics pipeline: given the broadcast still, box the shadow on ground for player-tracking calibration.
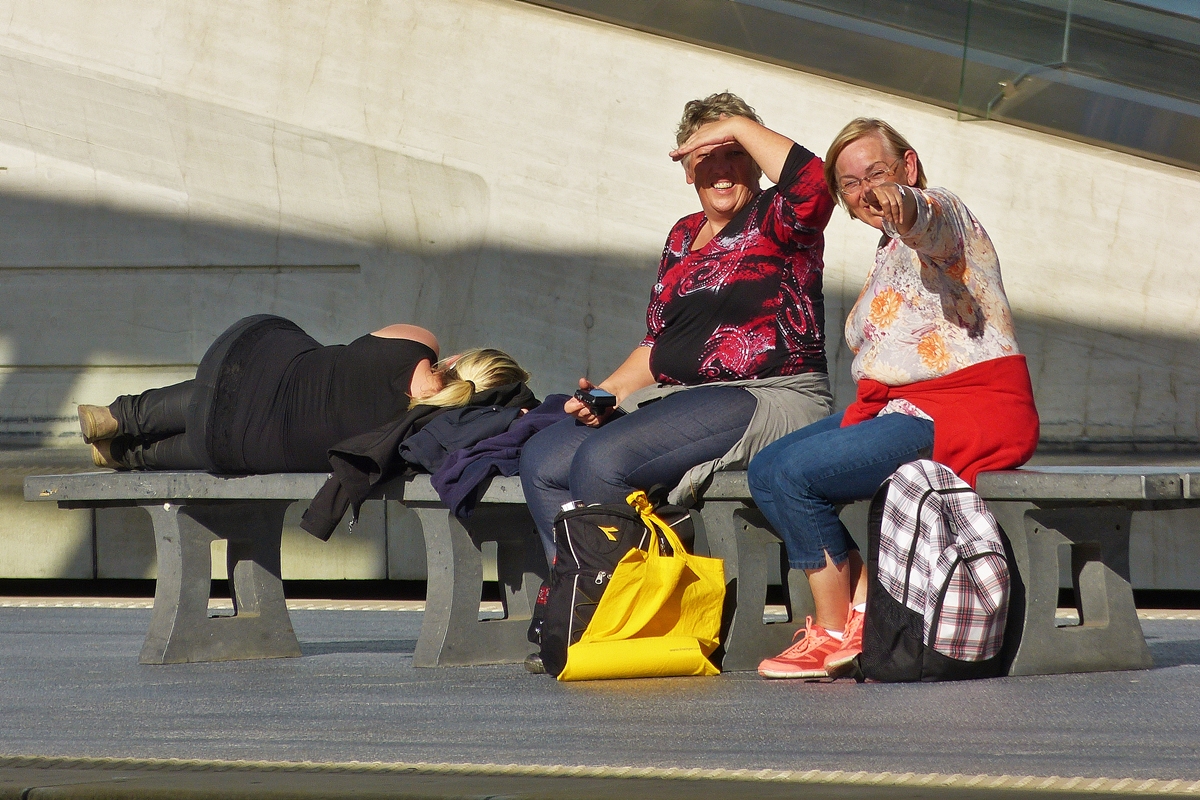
[1144,622,1200,668]
[300,639,417,657]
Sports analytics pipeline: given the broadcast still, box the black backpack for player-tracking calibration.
[530,495,694,677]
[862,460,1016,682]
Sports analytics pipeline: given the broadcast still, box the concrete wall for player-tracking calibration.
[0,0,1197,444]
[1,0,1198,586]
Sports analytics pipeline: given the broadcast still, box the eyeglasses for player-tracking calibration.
[837,159,903,195]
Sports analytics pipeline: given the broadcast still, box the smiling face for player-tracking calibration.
[834,134,918,230]
[684,127,761,226]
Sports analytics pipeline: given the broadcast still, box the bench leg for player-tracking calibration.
[990,502,1152,675]
[413,505,546,667]
[140,501,301,665]
[699,501,812,672]
[494,508,548,622]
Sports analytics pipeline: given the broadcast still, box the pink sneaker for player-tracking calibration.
[757,616,839,679]
[823,607,865,678]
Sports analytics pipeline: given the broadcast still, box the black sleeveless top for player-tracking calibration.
[202,317,435,473]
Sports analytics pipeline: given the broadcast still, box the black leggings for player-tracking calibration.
[108,381,207,470]
[106,315,292,472]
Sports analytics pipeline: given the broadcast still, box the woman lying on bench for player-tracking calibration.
[77,314,528,473]
[747,118,1040,680]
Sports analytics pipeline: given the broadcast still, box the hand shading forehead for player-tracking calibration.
[695,142,748,163]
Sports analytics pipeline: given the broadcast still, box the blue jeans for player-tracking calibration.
[520,386,758,559]
[748,411,934,570]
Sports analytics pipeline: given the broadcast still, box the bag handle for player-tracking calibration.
[625,490,686,557]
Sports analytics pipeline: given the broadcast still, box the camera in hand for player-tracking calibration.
[574,387,617,414]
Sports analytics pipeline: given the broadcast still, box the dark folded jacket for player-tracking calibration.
[431,395,570,518]
[399,404,524,473]
[300,382,537,540]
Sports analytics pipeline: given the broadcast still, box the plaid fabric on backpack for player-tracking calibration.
[862,460,1013,682]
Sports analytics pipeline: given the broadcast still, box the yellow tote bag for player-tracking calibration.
[558,491,725,681]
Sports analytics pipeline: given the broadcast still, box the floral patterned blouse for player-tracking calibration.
[845,188,1019,386]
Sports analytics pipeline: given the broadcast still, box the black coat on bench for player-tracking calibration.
[301,382,537,540]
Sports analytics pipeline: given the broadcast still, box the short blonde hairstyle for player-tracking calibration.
[675,92,763,146]
[824,118,928,213]
[415,348,530,409]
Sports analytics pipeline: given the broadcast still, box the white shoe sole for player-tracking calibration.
[757,665,829,679]
[824,652,860,671]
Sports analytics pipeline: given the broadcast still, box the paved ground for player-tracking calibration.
[4,446,1200,796]
[1,604,1199,798]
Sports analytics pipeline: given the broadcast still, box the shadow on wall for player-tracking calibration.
[1,42,1194,449]
[1,191,1199,449]
[0,190,658,445]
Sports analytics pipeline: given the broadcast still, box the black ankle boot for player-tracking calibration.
[104,435,147,470]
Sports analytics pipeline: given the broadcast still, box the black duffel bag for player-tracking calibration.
[529,493,694,677]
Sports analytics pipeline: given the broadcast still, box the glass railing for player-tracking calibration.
[958,0,1200,170]
[521,0,1200,171]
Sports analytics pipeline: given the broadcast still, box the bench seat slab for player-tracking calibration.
[140,501,302,665]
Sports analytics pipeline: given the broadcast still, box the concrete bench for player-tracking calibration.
[22,471,546,667]
[25,466,1198,675]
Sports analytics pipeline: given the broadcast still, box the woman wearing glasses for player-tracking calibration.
[747,118,1039,680]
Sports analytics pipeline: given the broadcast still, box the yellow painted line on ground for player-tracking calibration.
[1134,609,1200,621]
[0,598,1198,620]
[0,754,1197,795]
[0,597,511,613]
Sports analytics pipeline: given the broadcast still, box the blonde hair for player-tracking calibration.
[414,348,530,409]
[824,118,928,213]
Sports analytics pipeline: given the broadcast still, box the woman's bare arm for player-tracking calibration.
[370,324,440,358]
[670,116,795,184]
[564,345,655,427]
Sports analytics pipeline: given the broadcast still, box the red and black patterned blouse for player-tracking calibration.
[642,144,834,385]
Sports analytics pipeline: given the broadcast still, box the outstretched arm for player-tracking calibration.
[670,115,795,185]
[563,345,655,427]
